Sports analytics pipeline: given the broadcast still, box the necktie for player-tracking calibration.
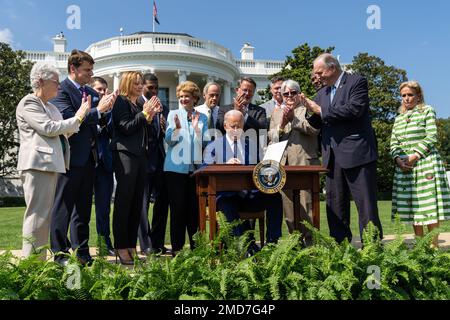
[79,86,86,97]
[330,85,336,103]
[154,113,160,138]
[233,138,238,159]
[208,109,214,129]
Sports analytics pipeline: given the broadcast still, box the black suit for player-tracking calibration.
[49,78,101,260]
[217,103,267,133]
[110,95,149,249]
[94,113,114,250]
[308,72,383,242]
[136,96,169,252]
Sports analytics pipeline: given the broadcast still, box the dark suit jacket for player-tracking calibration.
[217,103,268,134]
[50,78,101,167]
[307,72,377,169]
[97,113,113,172]
[136,96,169,173]
[110,95,148,157]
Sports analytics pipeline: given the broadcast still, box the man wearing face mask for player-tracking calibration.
[203,110,282,255]
[136,73,170,255]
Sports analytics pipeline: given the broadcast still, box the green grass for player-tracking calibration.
[1,201,449,250]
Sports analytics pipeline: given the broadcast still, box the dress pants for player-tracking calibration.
[281,189,313,240]
[216,191,283,243]
[94,160,114,249]
[21,169,58,260]
[138,170,169,251]
[50,155,95,259]
[112,151,148,249]
[326,154,383,243]
[165,172,199,252]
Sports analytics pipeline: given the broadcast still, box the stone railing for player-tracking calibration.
[85,33,236,65]
[236,59,284,75]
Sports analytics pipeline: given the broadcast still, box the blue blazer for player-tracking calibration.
[308,72,377,169]
[164,108,208,174]
[50,78,102,167]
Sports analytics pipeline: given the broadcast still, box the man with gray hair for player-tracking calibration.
[195,82,221,130]
[300,53,383,244]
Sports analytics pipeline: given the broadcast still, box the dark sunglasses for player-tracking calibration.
[282,91,298,97]
[401,93,415,98]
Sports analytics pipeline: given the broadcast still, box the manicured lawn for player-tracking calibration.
[1,201,449,250]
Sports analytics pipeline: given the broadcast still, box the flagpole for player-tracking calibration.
[152,0,156,32]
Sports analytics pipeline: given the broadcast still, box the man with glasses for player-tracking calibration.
[259,76,285,124]
[268,80,320,246]
[300,53,383,244]
[50,49,117,266]
[195,82,221,131]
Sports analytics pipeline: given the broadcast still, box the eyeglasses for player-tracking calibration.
[282,91,298,97]
[401,93,415,98]
[48,79,60,85]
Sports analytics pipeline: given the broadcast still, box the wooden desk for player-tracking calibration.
[193,165,327,241]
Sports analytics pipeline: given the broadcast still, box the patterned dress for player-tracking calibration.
[390,105,450,225]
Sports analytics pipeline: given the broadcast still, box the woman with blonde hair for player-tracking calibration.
[390,81,450,247]
[111,71,161,264]
[164,80,208,256]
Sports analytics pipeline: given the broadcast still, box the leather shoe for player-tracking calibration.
[78,255,94,266]
[245,243,260,258]
[140,248,153,256]
[55,257,70,267]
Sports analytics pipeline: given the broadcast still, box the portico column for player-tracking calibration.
[112,72,121,91]
[223,81,232,105]
[177,70,190,84]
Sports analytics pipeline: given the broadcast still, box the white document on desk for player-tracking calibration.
[263,141,288,163]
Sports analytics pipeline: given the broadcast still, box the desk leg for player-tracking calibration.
[197,176,208,233]
[312,173,320,230]
[293,189,301,232]
[208,194,217,241]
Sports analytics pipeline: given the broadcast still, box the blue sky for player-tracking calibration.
[1,0,449,117]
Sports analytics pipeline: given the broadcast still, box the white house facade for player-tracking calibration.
[25,32,284,109]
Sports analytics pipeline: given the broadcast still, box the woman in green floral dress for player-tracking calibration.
[390,81,450,247]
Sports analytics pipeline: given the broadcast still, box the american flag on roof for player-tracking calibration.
[153,1,160,25]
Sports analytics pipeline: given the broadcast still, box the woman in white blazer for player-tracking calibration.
[16,62,90,259]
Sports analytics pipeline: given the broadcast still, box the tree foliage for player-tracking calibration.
[258,43,334,103]
[0,42,33,177]
[346,53,408,122]
[372,120,394,195]
[436,118,450,170]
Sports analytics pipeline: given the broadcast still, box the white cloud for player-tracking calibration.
[0,28,14,44]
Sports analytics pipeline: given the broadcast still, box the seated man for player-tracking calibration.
[203,110,283,247]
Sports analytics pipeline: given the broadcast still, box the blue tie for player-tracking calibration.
[330,85,336,103]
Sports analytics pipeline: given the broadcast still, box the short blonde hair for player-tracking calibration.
[176,81,201,105]
[119,71,143,99]
[399,81,425,114]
